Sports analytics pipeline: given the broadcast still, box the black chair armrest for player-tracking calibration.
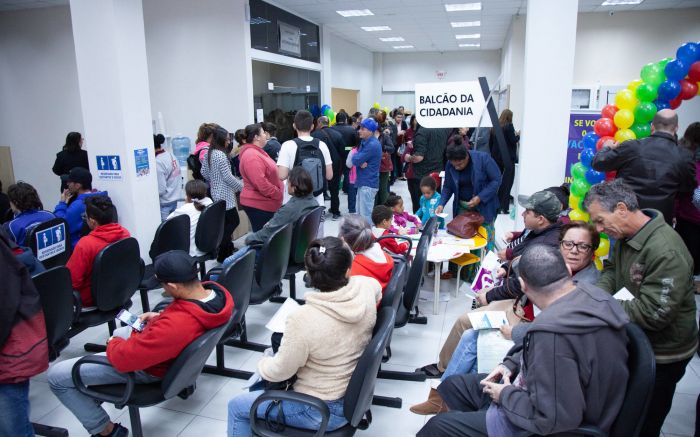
[71,291,82,323]
[249,390,330,437]
[71,355,135,408]
[563,425,607,437]
[377,234,413,260]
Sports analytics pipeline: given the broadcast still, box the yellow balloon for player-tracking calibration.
[569,193,581,210]
[383,106,390,113]
[614,128,636,143]
[373,102,381,109]
[615,89,637,110]
[594,257,603,271]
[569,208,590,222]
[613,108,634,129]
[594,237,610,257]
[697,82,700,95]
[627,79,643,92]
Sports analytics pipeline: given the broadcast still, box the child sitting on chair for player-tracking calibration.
[416,175,443,227]
[385,193,421,235]
[372,205,409,255]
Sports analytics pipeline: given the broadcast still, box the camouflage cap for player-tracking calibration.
[517,190,562,222]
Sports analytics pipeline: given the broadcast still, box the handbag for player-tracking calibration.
[446,211,484,239]
[262,375,297,433]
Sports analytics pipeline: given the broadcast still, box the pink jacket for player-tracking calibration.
[239,144,283,212]
[675,160,700,225]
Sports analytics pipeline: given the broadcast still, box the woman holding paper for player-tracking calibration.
[227,237,382,436]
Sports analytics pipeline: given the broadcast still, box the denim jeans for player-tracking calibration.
[160,201,178,221]
[356,186,378,226]
[227,390,346,437]
[0,381,34,437]
[215,246,261,281]
[347,183,357,214]
[48,353,161,435]
[441,329,479,382]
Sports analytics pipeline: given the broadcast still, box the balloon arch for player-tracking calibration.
[569,41,700,269]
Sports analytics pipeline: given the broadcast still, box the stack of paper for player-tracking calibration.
[477,330,514,373]
[467,311,509,330]
[265,298,301,333]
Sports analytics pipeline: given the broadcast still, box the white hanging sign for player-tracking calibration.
[415,81,491,129]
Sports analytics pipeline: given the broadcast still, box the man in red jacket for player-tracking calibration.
[65,195,130,308]
[48,250,233,437]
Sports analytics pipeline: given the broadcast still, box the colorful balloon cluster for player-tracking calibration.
[309,104,337,125]
[372,101,391,114]
[571,41,700,269]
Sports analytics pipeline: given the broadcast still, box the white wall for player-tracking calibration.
[143,0,254,141]
[499,16,525,128]
[328,32,375,114]
[0,5,83,205]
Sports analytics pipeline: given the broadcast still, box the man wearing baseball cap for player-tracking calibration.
[49,250,233,437]
[53,167,108,248]
[351,117,382,224]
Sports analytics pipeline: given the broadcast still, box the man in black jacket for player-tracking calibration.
[330,112,359,196]
[312,116,345,220]
[592,109,696,224]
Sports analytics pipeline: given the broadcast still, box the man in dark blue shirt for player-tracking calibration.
[352,118,382,225]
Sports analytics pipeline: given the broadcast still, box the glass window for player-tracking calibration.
[249,0,320,63]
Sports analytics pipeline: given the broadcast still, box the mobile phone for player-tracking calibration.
[116,309,145,332]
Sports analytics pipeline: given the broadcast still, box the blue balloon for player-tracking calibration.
[677,42,700,64]
[320,104,330,114]
[582,132,599,151]
[585,168,605,185]
[657,80,681,101]
[664,59,688,81]
[654,100,670,111]
[580,148,596,168]
[309,104,321,118]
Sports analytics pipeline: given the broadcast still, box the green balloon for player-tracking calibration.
[630,123,651,139]
[634,101,657,124]
[640,63,664,86]
[635,82,658,102]
[571,178,591,198]
[658,57,673,69]
[571,162,588,181]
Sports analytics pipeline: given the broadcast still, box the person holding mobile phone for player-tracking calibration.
[49,250,233,437]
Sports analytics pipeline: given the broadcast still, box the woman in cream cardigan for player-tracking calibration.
[227,236,382,436]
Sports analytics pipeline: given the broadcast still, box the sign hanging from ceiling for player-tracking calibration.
[415,81,491,129]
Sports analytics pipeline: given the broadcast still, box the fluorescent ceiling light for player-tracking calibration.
[445,3,481,12]
[459,43,480,47]
[250,17,271,25]
[361,26,391,31]
[601,0,643,4]
[451,21,481,28]
[380,37,405,42]
[393,45,414,49]
[455,33,480,39]
[336,9,374,17]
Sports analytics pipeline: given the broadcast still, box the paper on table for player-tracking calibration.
[614,287,635,301]
[467,311,509,330]
[242,370,262,389]
[265,298,301,333]
[427,245,464,262]
[477,330,514,374]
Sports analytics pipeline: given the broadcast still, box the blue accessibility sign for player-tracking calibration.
[96,155,123,180]
[36,223,67,261]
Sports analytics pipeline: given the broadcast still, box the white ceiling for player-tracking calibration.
[1,0,699,53]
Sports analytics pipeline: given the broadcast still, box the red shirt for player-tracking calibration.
[377,229,409,255]
[350,250,394,294]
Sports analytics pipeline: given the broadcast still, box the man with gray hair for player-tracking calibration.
[418,244,629,437]
[592,108,696,224]
[584,179,697,437]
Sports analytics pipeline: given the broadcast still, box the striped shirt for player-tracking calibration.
[201,149,243,210]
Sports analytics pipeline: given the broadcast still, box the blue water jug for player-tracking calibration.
[171,136,191,167]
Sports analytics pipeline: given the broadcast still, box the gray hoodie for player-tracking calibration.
[489,282,629,436]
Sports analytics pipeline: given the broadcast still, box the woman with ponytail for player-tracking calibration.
[167,179,212,257]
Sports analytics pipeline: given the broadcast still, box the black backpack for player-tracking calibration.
[293,138,326,197]
[187,148,206,181]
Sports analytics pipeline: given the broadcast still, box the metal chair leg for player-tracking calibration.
[139,289,151,313]
[129,406,143,437]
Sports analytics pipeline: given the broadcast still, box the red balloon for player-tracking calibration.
[669,96,682,109]
[606,171,617,181]
[679,79,698,100]
[688,61,700,82]
[601,104,618,119]
[594,118,616,138]
[596,135,614,151]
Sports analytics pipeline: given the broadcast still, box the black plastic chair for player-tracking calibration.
[26,217,71,269]
[376,234,413,262]
[202,249,257,379]
[273,206,324,302]
[193,200,226,278]
[250,307,396,437]
[68,237,143,352]
[568,323,656,437]
[138,214,190,312]
[72,320,229,437]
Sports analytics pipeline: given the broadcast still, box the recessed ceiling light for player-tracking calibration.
[336,9,374,17]
[250,17,271,25]
[601,0,643,5]
[393,45,414,49]
[455,33,480,39]
[451,21,481,28]
[361,26,391,31]
[380,37,405,42]
[445,3,481,12]
[459,43,480,47]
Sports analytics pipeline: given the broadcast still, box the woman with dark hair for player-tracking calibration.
[238,123,284,231]
[52,131,89,192]
[403,115,422,213]
[3,182,55,246]
[227,236,381,436]
[167,180,212,257]
[374,111,395,206]
[676,122,700,279]
[338,213,394,293]
[201,126,244,262]
[490,109,519,213]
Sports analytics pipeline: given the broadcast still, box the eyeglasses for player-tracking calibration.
[560,240,593,252]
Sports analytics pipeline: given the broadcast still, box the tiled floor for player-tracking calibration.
[28,180,699,436]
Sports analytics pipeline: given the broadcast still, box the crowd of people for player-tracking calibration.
[0,104,699,437]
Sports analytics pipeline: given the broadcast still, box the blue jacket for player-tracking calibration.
[351,136,382,189]
[54,190,108,248]
[4,209,56,247]
[416,192,442,223]
[440,150,501,223]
